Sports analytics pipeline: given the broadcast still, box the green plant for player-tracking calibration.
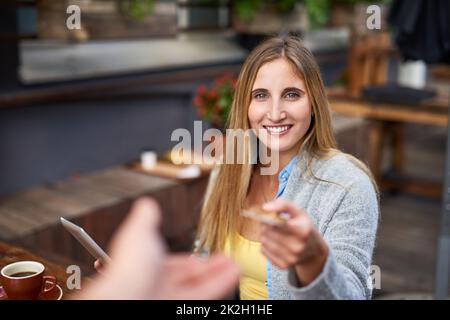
[117,0,155,21]
[232,0,391,30]
[193,73,236,130]
[232,0,329,29]
[304,0,330,29]
[233,0,299,22]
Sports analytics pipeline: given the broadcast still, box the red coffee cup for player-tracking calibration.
[0,261,57,300]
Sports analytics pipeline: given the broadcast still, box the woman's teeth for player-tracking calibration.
[264,125,291,134]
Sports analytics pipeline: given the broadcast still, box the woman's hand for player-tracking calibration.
[261,199,329,287]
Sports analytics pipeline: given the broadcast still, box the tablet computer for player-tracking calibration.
[60,217,111,264]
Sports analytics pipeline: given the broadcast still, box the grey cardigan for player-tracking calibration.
[200,152,379,300]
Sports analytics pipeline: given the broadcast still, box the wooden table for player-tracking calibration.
[0,240,87,300]
[0,166,209,276]
[329,91,448,198]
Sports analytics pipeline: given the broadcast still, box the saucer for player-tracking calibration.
[0,284,63,300]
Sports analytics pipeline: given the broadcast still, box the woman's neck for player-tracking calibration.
[258,149,299,177]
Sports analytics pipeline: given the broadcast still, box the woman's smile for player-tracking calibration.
[262,124,294,136]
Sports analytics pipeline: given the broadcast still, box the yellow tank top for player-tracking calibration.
[223,233,268,300]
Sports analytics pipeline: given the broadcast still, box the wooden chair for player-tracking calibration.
[347,32,405,186]
[347,31,393,98]
[329,31,445,198]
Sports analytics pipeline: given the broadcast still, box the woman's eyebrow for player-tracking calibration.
[282,87,306,94]
[251,88,269,94]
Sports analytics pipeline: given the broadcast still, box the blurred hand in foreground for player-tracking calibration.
[79,197,239,300]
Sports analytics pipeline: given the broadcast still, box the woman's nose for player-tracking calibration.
[267,100,286,122]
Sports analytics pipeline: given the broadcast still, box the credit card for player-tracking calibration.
[240,209,290,226]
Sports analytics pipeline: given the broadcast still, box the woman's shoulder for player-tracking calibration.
[307,152,376,192]
[296,152,379,216]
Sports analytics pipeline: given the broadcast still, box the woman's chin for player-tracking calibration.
[257,137,300,156]
[264,144,297,155]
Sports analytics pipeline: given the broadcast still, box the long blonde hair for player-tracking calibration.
[196,36,376,253]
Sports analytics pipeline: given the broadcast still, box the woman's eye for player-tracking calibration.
[285,92,300,100]
[254,92,267,100]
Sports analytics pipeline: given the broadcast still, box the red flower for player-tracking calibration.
[195,75,236,128]
[209,89,218,100]
[197,85,207,95]
[198,105,206,117]
[193,96,202,107]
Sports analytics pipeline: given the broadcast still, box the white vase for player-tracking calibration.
[398,60,427,89]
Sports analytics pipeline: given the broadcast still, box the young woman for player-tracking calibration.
[195,36,379,300]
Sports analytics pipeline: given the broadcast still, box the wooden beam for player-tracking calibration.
[381,176,443,199]
[330,99,448,126]
[0,62,242,108]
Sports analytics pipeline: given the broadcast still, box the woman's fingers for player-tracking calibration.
[262,226,305,256]
[262,198,314,242]
[286,215,314,240]
[261,232,300,267]
[260,203,314,268]
[261,231,289,255]
[263,198,305,219]
[263,198,312,238]
[261,246,290,269]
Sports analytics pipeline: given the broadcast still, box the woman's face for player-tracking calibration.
[248,57,312,158]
